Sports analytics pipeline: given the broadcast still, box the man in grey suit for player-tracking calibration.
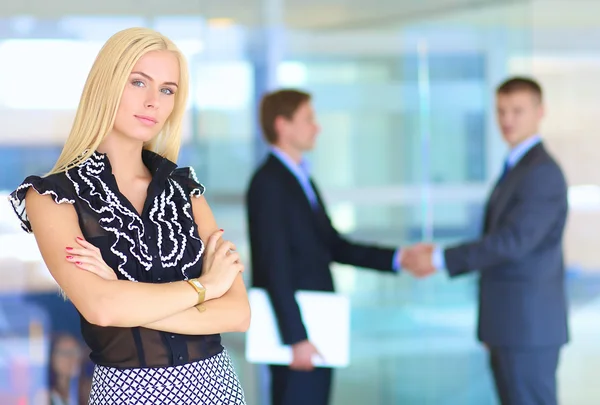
[405,77,569,405]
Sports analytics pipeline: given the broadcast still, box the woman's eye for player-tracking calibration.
[132,80,145,87]
[161,88,174,95]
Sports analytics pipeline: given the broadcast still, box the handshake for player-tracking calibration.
[398,243,437,278]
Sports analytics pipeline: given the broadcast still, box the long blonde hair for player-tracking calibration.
[48,27,189,174]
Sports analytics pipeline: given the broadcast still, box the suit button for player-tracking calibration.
[157,277,162,281]
[170,335,175,339]
[178,355,183,360]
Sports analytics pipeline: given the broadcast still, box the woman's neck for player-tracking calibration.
[97,136,148,180]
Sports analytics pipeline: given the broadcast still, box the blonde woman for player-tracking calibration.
[9,27,249,404]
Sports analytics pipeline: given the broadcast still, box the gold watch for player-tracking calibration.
[186,278,206,305]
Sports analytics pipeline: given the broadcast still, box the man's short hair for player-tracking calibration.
[496,77,543,102]
[259,89,311,144]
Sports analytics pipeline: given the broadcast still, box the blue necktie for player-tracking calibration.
[499,160,511,183]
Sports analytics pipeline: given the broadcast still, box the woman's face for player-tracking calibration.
[51,336,82,378]
[111,50,180,144]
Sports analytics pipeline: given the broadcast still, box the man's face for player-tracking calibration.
[279,101,320,152]
[496,90,544,147]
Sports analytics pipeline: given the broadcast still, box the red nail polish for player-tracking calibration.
[219,229,224,232]
[76,261,82,265]
[76,237,83,241]
[66,256,73,260]
[66,247,73,251]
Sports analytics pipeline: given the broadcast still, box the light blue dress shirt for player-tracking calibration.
[432,135,542,270]
[271,147,402,271]
[270,147,318,208]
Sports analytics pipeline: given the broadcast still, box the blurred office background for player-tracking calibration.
[1,0,599,404]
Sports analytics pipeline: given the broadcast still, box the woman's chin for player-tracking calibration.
[117,131,158,144]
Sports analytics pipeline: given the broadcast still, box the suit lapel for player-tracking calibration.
[310,179,326,212]
[269,156,313,208]
[309,180,332,230]
[484,143,543,231]
[268,155,326,236]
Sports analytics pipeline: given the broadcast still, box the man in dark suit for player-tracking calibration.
[405,77,569,405]
[246,89,410,405]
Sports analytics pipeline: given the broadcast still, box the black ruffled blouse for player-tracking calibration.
[9,150,223,368]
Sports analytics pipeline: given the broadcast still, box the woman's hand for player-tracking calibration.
[199,230,244,301]
[65,237,117,281]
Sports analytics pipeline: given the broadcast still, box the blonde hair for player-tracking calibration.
[48,27,189,174]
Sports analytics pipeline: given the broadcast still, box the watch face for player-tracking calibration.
[192,280,204,289]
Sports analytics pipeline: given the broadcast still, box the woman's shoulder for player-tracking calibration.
[169,166,206,198]
[8,172,75,233]
[11,172,74,205]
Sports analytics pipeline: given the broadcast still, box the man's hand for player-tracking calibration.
[401,243,436,278]
[290,340,322,371]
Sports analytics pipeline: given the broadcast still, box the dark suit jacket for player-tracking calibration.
[246,154,396,345]
[445,143,569,347]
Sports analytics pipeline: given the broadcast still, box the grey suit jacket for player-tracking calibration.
[445,143,569,347]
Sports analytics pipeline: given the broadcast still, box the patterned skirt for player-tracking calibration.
[88,350,246,405]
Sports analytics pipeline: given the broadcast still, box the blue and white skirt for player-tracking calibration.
[88,350,246,404]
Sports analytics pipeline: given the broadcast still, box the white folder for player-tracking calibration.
[245,288,350,368]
